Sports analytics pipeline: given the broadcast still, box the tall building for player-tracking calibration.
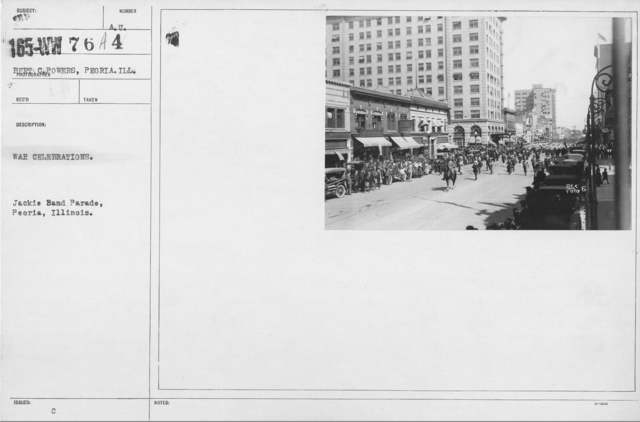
[514,84,557,133]
[326,15,507,144]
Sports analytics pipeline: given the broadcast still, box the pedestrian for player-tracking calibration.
[523,160,528,176]
[595,167,602,187]
[603,168,609,184]
[488,159,493,175]
[472,160,479,180]
[346,166,352,195]
[407,160,413,182]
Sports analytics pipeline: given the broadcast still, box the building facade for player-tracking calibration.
[326,15,506,145]
[514,84,557,133]
[325,79,352,165]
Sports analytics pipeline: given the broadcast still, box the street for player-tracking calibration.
[326,161,534,230]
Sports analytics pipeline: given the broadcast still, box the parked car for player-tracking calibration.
[325,168,348,198]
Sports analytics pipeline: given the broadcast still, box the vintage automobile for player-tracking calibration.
[325,168,348,198]
[548,162,584,177]
[533,186,585,230]
[541,174,582,187]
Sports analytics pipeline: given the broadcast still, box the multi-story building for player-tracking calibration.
[325,79,352,166]
[514,84,557,133]
[326,15,506,145]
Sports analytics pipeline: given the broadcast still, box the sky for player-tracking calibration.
[501,17,614,130]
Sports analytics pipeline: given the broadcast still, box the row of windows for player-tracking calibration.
[339,53,482,66]
[453,98,481,107]
[338,42,481,55]
[331,18,479,31]
[454,110,481,119]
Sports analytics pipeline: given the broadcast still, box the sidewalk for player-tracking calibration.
[595,161,616,230]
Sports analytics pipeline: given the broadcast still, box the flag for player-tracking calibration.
[598,33,607,42]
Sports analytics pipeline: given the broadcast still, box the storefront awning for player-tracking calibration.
[402,137,422,149]
[390,136,412,150]
[354,137,392,148]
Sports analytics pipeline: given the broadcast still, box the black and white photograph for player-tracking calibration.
[325,14,633,230]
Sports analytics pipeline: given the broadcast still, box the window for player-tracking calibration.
[395,64,401,73]
[453,34,461,43]
[469,32,479,41]
[470,45,479,54]
[418,26,423,34]
[366,55,371,63]
[377,78,383,85]
[366,67,372,75]
[407,63,413,72]
[366,31,371,39]
[359,32,364,40]
[366,19,371,27]
[426,63,432,71]
[333,46,340,54]
[470,59,479,67]
[387,112,396,130]
[349,45,354,53]
[437,23,443,31]
[453,47,462,55]
[407,76,413,85]
[425,38,431,46]
[388,41,393,49]
[366,44,371,51]
[426,75,432,83]
[438,87,444,95]
[349,57,354,65]
[395,28,400,36]
[359,68,365,76]
[377,30,382,38]
[349,22,354,29]
[469,19,478,28]
[377,54,382,62]
[454,99,463,107]
[437,36,443,44]
[332,35,340,42]
[377,18,382,26]
[437,74,444,82]
[406,51,413,59]
[453,73,462,80]
[359,20,364,28]
[454,86,463,94]
[471,98,480,106]
[453,60,462,69]
[359,80,365,87]
[438,61,443,70]
[454,111,463,119]
[470,72,479,80]
[333,58,340,65]
[359,55,365,63]
[349,80,354,85]
[418,63,424,71]
[425,25,431,33]
[388,29,393,36]
[406,39,412,47]
[359,44,364,52]
[471,110,480,118]
[396,77,401,85]
[406,16,412,22]
[419,75,424,84]
[367,79,372,87]
[395,40,401,48]
[418,50,424,59]
[332,69,340,77]
[426,50,432,58]
[426,88,433,95]
[388,65,394,73]
[395,52,401,60]
[395,16,400,24]
[418,16,423,21]
[326,108,345,128]
[389,77,394,85]
[349,69,354,76]
[332,23,339,30]
[388,53,394,61]
[452,21,461,30]
[406,27,412,35]
[437,49,443,57]
[387,17,392,24]
[418,38,424,46]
